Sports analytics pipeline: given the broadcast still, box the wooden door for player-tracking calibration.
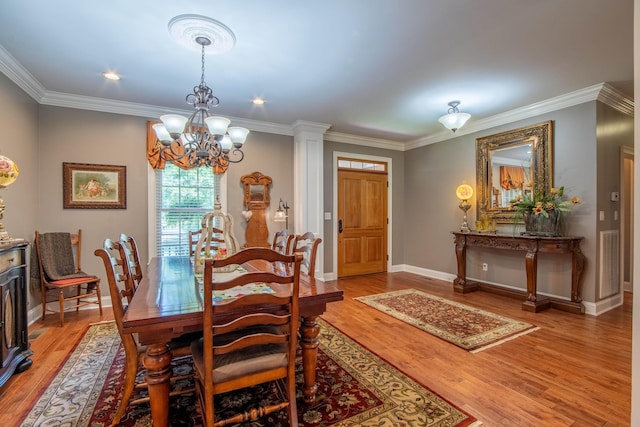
[337,168,388,277]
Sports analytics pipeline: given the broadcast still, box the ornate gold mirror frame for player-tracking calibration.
[476,120,553,223]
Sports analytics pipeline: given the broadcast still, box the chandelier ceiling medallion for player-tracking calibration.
[153,15,249,169]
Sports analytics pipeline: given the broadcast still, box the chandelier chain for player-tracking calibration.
[154,26,249,169]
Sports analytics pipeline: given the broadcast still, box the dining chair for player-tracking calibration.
[119,233,142,298]
[189,228,226,256]
[34,229,102,326]
[272,229,294,254]
[95,238,194,426]
[191,248,302,427]
[293,232,322,278]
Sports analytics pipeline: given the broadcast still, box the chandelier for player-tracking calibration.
[153,25,249,169]
[438,101,471,133]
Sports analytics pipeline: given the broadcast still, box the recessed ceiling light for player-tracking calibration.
[103,72,120,81]
[252,97,265,105]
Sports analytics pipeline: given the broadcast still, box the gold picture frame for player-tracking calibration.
[63,162,126,209]
[475,121,553,223]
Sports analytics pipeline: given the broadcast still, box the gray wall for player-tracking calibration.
[402,101,633,305]
[0,72,295,310]
[0,67,632,310]
[0,72,39,243]
[596,102,634,300]
[224,132,294,245]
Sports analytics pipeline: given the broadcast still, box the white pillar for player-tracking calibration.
[292,121,330,278]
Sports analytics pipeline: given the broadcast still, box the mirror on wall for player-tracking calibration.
[476,121,553,223]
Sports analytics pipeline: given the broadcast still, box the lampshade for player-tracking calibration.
[439,112,471,132]
[456,184,473,201]
[438,101,471,132]
[273,210,286,222]
[0,155,19,187]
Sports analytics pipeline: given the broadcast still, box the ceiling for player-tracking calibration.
[0,0,633,146]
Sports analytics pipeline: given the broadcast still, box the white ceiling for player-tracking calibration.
[0,0,633,145]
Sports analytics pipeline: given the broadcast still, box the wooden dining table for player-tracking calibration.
[121,256,343,427]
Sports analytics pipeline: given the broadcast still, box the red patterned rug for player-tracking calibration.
[22,319,481,427]
[356,289,539,353]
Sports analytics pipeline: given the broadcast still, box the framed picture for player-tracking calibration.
[63,162,126,209]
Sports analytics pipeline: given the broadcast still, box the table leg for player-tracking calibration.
[522,246,550,312]
[143,343,172,427]
[299,315,320,403]
[571,245,586,303]
[453,234,478,293]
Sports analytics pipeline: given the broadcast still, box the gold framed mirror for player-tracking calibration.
[476,121,553,223]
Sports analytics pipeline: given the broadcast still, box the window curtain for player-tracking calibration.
[146,121,228,174]
[500,166,525,190]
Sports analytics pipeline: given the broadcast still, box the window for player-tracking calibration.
[154,164,220,256]
[338,157,387,172]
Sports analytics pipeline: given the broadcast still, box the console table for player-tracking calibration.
[452,231,585,314]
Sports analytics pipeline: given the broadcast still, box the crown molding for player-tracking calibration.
[406,82,634,150]
[323,130,406,151]
[292,120,332,134]
[0,44,46,101]
[0,43,632,151]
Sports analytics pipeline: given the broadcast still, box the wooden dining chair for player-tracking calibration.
[119,233,142,297]
[293,232,322,278]
[191,248,302,427]
[272,229,294,254]
[95,239,194,426]
[189,228,226,256]
[34,229,103,326]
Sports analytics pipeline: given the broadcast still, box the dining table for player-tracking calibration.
[121,255,344,427]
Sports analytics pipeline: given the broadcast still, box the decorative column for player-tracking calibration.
[293,121,330,277]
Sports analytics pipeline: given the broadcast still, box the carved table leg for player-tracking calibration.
[453,234,478,293]
[143,343,172,427]
[299,315,320,403]
[522,245,550,312]
[571,245,586,303]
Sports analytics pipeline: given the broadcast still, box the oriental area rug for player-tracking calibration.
[356,289,539,353]
[21,320,481,427]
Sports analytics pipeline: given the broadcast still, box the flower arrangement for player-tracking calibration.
[510,186,580,236]
[510,186,581,218]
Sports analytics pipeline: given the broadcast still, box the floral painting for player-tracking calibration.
[63,163,126,209]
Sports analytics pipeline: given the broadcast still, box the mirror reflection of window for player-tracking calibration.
[490,143,533,208]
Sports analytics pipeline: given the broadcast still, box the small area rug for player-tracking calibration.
[356,289,539,353]
[21,319,481,427]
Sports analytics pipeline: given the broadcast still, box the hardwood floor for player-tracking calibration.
[0,272,631,426]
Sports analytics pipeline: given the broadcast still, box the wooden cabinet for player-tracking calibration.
[0,240,32,388]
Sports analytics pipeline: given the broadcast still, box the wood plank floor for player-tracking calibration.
[0,272,631,426]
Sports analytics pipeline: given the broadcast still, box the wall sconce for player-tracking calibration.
[438,101,471,132]
[274,198,290,230]
[455,184,473,233]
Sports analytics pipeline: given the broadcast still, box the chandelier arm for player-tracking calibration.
[225,148,245,164]
[156,31,248,170]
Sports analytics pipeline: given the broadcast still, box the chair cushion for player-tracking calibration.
[48,276,99,287]
[191,326,288,383]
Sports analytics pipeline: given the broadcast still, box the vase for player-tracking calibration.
[523,210,561,236]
